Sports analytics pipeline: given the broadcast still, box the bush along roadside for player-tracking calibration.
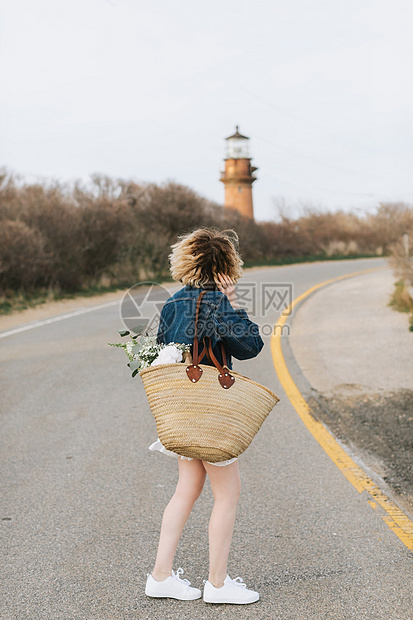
[2,168,412,314]
[389,280,413,332]
[0,254,381,316]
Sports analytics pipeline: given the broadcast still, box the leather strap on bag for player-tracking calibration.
[185,290,235,389]
[186,291,206,384]
[204,336,235,389]
[191,291,207,366]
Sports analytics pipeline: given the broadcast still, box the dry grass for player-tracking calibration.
[388,281,413,331]
[387,209,413,330]
[389,280,413,314]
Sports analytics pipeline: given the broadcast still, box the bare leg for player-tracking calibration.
[203,460,241,588]
[152,458,206,581]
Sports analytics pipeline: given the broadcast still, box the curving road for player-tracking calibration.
[1,257,412,619]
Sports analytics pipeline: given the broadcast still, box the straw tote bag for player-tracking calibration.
[140,290,280,463]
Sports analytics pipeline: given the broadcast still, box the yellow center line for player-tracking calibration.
[270,266,413,550]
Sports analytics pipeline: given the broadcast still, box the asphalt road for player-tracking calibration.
[1,257,412,620]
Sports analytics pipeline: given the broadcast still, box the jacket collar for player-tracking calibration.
[184,282,218,292]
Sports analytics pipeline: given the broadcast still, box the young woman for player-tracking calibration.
[145,228,264,605]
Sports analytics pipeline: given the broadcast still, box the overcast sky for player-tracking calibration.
[1,0,413,220]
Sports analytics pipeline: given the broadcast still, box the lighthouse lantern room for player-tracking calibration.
[226,128,250,159]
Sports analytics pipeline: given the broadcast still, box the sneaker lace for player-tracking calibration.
[173,567,191,586]
[231,576,247,589]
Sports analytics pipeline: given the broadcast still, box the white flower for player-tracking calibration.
[151,344,183,366]
[126,342,134,355]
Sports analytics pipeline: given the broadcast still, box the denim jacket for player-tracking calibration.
[157,284,264,370]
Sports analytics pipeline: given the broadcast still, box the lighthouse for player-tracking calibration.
[220,126,257,220]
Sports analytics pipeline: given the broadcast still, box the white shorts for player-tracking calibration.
[148,438,238,467]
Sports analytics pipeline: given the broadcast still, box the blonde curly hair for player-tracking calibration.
[169,228,244,288]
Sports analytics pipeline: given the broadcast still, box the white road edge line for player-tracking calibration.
[0,300,121,339]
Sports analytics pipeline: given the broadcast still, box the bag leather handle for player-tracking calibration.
[204,337,235,389]
[186,290,235,389]
[186,291,207,384]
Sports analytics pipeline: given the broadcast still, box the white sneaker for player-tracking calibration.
[203,574,259,604]
[145,567,202,600]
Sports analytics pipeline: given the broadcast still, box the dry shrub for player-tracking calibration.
[0,220,49,291]
[369,203,413,253]
[389,230,413,288]
[258,208,371,259]
[119,181,221,279]
[385,203,413,289]
[1,166,412,300]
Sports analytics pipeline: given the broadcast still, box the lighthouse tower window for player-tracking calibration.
[238,186,242,192]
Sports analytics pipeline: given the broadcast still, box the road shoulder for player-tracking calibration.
[289,269,413,511]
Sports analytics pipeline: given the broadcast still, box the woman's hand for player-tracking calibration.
[216,273,240,309]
